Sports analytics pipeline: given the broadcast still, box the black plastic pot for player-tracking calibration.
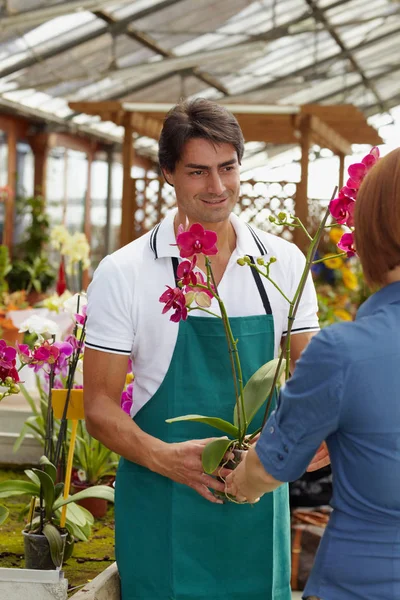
[22,530,67,570]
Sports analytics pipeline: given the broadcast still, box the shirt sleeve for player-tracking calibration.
[255,326,343,481]
[85,255,134,356]
[283,244,319,336]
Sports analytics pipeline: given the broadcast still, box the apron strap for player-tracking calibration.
[171,257,180,287]
[247,255,272,315]
[171,256,272,316]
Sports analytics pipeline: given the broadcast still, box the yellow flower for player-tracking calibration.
[329,227,345,245]
[126,373,134,385]
[333,308,352,321]
[342,268,359,291]
[322,254,344,269]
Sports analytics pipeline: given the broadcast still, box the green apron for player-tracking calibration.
[115,257,291,600]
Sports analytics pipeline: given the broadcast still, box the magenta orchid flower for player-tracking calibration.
[177,255,197,286]
[330,146,380,255]
[74,304,87,326]
[17,343,32,365]
[176,223,218,258]
[159,286,188,322]
[0,340,19,384]
[121,382,134,415]
[0,340,17,369]
[329,193,355,227]
[338,232,356,257]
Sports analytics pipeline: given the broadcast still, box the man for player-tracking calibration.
[84,98,321,600]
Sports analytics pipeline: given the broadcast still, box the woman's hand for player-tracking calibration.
[225,447,281,503]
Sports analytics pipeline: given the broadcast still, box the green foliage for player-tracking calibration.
[165,414,239,438]
[0,455,115,567]
[7,194,55,293]
[202,438,234,475]
[0,245,11,295]
[13,379,59,454]
[233,358,286,429]
[74,421,119,485]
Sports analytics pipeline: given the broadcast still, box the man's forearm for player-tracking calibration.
[245,446,282,495]
[85,394,169,474]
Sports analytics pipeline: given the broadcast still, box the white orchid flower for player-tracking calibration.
[19,315,60,340]
[63,293,88,319]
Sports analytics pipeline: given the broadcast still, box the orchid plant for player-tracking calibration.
[160,147,380,496]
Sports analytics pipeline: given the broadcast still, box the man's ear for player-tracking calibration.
[162,168,174,187]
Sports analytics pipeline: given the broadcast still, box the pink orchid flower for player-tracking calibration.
[329,194,355,226]
[121,382,134,415]
[338,232,356,257]
[176,223,218,258]
[74,305,87,326]
[17,343,32,365]
[159,286,188,322]
[177,255,197,286]
[0,340,17,370]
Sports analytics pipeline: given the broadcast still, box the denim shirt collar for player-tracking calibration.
[356,280,400,320]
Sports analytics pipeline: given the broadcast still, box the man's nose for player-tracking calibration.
[207,172,225,195]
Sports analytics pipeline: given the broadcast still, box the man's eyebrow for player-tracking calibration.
[184,159,238,169]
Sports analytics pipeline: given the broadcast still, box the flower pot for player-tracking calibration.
[22,530,67,570]
[71,482,108,518]
[52,388,85,420]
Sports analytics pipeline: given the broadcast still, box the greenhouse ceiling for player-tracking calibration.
[0,0,399,164]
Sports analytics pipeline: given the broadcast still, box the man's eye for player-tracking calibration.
[190,171,204,176]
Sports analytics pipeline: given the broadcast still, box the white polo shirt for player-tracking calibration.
[86,209,319,416]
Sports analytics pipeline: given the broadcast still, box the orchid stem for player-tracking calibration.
[206,258,247,445]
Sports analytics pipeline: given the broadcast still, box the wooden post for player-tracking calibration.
[30,134,49,198]
[4,123,17,251]
[82,146,94,290]
[338,151,345,190]
[293,115,311,252]
[120,113,135,248]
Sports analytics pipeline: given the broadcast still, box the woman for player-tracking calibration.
[226,147,400,600]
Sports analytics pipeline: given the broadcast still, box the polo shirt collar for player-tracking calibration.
[150,208,269,259]
[356,280,400,319]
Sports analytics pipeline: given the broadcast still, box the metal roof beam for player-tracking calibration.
[93,9,229,95]
[230,25,400,97]
[0,0,185,79]
[303,63,400,105]
[304,0,388,114]
[363,93,400,117]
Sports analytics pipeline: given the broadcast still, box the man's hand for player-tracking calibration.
[307,441,330,472]
[158,438,233,504]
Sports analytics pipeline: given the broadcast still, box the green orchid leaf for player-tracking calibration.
[64,521,87,543]
[55,501,87,527]
[54,485,114,510]
[202,438,234,475]
[0,505,9,525]
[63,530,75,561]
[32,468,55,520]
[39,456,57,483]
[233,358,286,428]
[43,523,64,567]
[0,480,39,498]
[54,482,64,501]
[24,470,41,487]
[166,414,239,438]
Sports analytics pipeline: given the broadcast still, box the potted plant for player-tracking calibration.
[0,454,114,569]
[161,147,379,501]
[71,420,119,517]
[7,194,55,301]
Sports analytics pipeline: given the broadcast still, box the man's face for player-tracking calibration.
[163,138,240,225]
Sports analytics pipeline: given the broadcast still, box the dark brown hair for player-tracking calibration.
[354,147,400,286]
[158,98,244,173]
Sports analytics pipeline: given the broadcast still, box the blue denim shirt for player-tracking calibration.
[256,281,400,599]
